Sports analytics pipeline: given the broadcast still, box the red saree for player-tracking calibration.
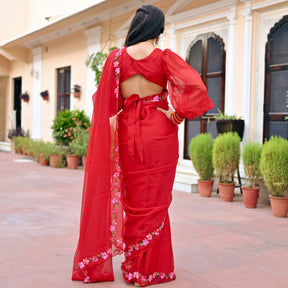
[72,47,213,286]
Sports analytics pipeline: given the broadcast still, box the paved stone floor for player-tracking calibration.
[1,151,288,288]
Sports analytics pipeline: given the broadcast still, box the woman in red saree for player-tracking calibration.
[72,4,213,287]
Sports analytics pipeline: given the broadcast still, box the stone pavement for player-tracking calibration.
[0,151,288,288]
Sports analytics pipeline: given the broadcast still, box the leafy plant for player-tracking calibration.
[212,132,241,183]
[8,127,29,140]
[87,47,117,86]
[51,109,90,146]
[242,142,262,188]
[214,109,242,120]
[20,91,29,101]
[189,133,214,180]
[260,136,288,197]
[73,84,81,93]
[69,127,90,156]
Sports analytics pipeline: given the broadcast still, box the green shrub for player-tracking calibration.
[242,142,262,188]
[51,109,90,146]
[189,133,214,180]
[69,127,90,156]
[260,136,288,197]
[212,132,240,183]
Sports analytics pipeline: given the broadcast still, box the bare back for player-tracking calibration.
[120,42,163,99]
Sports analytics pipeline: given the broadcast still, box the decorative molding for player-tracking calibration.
[166,0,193,17]
[166,0,238,24]
[252,0,288,10]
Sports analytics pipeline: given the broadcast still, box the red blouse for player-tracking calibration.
[120,47,213,120]
[120,47,167,87]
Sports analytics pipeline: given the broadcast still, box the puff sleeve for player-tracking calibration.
[163,49,213,119]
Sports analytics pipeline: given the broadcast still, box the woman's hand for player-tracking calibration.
[157,107,185,125]
[156,106,174,120]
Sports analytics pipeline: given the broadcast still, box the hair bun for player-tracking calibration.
[136,7,148,14]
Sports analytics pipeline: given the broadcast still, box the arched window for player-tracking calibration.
[184,33,226,159]
[264,15,288,141]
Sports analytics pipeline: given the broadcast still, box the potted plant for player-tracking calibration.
[212,132,241,202]
[40,90,49,100]
[8,127,30,153]
[47,143,66,168]
[66,141,81,169]
[51,109,90,146]
[260,136,288,217]
[20,91,29,102]
[242,142,262,208]
[189,133,214,197]
[214,109,244,141]
[36,141,52,166]
[72,84,81,98]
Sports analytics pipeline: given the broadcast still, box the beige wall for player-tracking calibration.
[41,32,88,141]
[0,56,10,76]
[0,0,29,44]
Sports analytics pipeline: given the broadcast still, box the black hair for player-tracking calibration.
[124,5,165,47]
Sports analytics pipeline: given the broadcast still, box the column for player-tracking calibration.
[84,26,102,119]
[169,23,176,52]
[241,1,252,142]
[225,6,237,115]
[31,47,43,140]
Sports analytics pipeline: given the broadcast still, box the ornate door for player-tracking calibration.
[264,16,288,141]
[184,33,226,159]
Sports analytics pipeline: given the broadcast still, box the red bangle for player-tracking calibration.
[170,112,184,125]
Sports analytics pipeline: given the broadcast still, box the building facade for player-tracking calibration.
[0,0,287,188]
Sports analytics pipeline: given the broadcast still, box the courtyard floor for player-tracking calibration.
[0,151,288,288]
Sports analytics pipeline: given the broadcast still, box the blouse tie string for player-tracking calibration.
[124,94,144,163]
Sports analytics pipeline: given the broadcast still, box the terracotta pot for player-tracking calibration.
[73,92,80,98]
[39,153,49,166]
[16,147,22,154]
[42,95,49,101]
[66,154,80,169]
[197,179,214,197]
[218,182,235,202]
[50,154,62,168]
[82,155,86,169]
[242,187,260,208]
[269,195,288,218]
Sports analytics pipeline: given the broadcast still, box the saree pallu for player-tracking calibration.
[118,92,177,286]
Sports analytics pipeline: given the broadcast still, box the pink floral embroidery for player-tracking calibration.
[124,221,164,258]
[122,269,176,285]
[110,47,125,254]
[142,93,167,102]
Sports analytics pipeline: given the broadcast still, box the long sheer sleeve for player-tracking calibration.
[163,49,213,119]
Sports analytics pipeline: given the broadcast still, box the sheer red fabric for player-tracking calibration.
[72,47,213,286]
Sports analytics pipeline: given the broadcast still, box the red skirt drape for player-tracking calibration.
[118,92,177,287]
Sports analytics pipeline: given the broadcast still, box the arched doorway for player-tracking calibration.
[184,33,226,159]
[264,15,288,141]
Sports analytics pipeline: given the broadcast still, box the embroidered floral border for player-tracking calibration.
[122,269,176,286]
[110,47,125,253]
[125,221,164,258]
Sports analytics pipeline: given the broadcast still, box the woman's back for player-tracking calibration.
[120,42,165,99]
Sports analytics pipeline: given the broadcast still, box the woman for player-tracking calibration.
[72,4,213,287]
